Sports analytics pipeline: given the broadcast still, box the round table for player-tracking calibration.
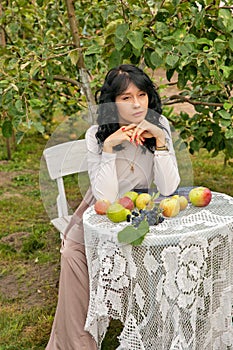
[83,191,233,350]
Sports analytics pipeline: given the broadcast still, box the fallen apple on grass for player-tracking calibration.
[189,187,212,207]
[159,197,180,217]
[94,199,111,215]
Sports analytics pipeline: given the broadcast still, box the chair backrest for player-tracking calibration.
[43,139,88,218]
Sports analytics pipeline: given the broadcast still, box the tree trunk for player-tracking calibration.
[0,2,6,46]
[0,3,12,160]
[65,0,96,124]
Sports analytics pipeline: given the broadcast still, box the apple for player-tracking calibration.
[107,203,131,223]
[135,193,152,210]
[94,199,111,215]
[118,196,134,210]
[179,196,188,210]
[173,195,188,211]
[123,191,139,205]
[189,186,212,207]
[159,197,180,217]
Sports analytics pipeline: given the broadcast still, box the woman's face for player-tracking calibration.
[115,83,149,125]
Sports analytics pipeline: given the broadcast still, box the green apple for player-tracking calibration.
[107,203,130,223]
[189,187,212,207]
[135,193,152,210]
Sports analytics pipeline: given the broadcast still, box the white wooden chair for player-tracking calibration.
[43,139,88,237]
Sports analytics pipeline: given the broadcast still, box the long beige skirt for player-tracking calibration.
[46,239,97,350]
[46,188,97,350]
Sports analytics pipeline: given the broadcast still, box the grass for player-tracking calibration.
[0,132,232,349]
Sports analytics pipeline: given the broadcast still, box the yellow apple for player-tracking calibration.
[172,195,188,211]
[135,193,152,210]
[159,197,180,217]
[179,196,188,210]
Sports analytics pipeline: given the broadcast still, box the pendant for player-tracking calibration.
[130,163,134,172]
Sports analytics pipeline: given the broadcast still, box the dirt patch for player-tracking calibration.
[0,260,59,309]
[1,231,30,250]
[0,171,14,187]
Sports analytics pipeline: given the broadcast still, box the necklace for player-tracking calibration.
[122,145,140,172]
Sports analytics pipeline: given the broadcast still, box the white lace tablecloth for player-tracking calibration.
[83,192,233,350]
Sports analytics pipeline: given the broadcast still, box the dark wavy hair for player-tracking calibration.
[95,64,164,153]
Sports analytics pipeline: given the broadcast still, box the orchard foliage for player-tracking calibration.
[0,0,233,161]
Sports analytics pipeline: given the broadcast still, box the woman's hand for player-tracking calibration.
[131,120,166,147]
[103,124,142,152]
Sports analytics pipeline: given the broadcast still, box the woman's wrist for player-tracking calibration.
[150,125,166,147]
[103,140,113,153]
[155,131,166,148]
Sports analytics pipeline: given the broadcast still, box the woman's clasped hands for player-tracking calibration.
[121,120,166,147]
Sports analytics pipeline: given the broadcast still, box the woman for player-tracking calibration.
[46,64,180,350]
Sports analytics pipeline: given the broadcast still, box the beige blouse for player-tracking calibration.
[85,116,180,202]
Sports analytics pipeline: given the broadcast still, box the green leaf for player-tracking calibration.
[115,23,129,40]
[15,99,23,113]
[225,128,233,139]
[221,66,233,79]
[229,37,233,51]
[2,120,13,138]
[69,50,79,65]
[196,38,213,46]
[150,51,163,67]
[221,119,231,127]
[219,9,233,32]
[16,131,25,144]
[29,99,44,108]
[218,110,231,120]
[105,19,123,37]
[165,54,179,68]
[155,9,170,22]
[118,220,149,246]
[85,45,101,55]
[223,102,233,110]
[127,31,144,50]
[109,49,123,68]
[114,36,127,51]
[0,80,9,87]
[33,121,45,134]
[172,28,186,41]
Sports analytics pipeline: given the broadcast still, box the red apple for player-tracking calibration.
[118,196,134,210]
[94,199,111,215]
[123,191,139,205]
[189,187,212,207]
[159,197,180,217]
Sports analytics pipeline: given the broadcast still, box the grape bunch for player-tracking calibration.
[126,206,164,228]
